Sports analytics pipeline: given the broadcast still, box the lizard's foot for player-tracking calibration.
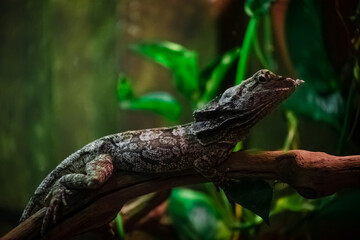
[194,158,235,187]
[211,168,236,189]
[42,184,72,234]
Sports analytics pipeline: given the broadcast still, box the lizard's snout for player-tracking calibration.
[294,79,304,86]
[283,77,304,87]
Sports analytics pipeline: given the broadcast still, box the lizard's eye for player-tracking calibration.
[258,75,267,83]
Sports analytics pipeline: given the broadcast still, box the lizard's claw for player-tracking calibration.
[50,186,70,222]
[61,189,72,207]
[213,168,230,185]
[41,184,71,234]
[41,207,52,235]
[44,190,52,204]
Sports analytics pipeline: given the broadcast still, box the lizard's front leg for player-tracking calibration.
[193,155,231,187]
[42,154,113,233]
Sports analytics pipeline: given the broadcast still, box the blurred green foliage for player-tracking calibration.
[199,47,240,106]
[244,0,274,17]
[117,74,181,121]
[236,0,274,84]
[272,193,334,214]
[117,44,242,120]
[283,0,344,131]
[168,188,232,240]
[131,42,199,100]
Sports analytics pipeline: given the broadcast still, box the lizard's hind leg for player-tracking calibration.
[42,154,114,233]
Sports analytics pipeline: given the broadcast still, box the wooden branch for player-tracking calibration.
[3,150,360,240]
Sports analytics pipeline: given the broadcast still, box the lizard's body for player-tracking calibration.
[20,69,303,232]
[20,124,236,221]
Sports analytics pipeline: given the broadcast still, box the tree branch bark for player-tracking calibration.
[3,150,360,240]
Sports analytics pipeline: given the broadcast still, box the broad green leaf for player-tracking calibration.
[168,188,232,240]
[286,0,339,90]
[131,41,199,99]
[199,47,240,105]
[222,180,273,224]
[121,92,181,121]
[116,74,133,101]
[272,193,335,216]
[284,0,346,129]
[244,0,274,17]
[284,85,344,129]
[273,194,316,214]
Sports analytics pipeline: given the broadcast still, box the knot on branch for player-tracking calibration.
[276,150,359,198]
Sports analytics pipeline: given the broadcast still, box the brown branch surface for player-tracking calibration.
[3,150,360,240]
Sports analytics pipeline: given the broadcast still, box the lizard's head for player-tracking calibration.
[218,69,303,111]
[192,69,303,145]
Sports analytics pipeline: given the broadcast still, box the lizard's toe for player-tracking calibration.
[43,184,70,225]
[41,206,53,235]
[61,189,72,206]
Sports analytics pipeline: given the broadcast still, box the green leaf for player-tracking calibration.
[273,194,316,213]
[286,0,339,90]
[272,193,335,216]
[131,41,199,99]
[244,0,274,17]
[168,188,232,240]
[222,180,273,224]
[121,92,182,121]
[284,85,344,129]
[233,141,243,152]
[282,0,345,128]
[199,47,240,105]
[116,74,133,101]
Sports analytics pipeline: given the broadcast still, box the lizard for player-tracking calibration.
[19,69,303,232]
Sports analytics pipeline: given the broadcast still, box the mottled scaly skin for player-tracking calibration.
[20,125,235,222]
[19,69,303,232]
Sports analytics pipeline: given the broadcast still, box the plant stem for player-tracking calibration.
[236,17,259,84]
[283,111,298,151]
[115,213,125,240]
[199,48,241,107]
[253,33,269,69]
[337,81,355,155]
[263,12,275,69]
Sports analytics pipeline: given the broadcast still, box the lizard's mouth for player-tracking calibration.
[275,77,304,92]
[293,79,304,86]
[255,78,304,96]
[282,77,304,87]
[256,88,290,94]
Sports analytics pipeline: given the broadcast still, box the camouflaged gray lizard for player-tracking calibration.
[20,69,303,232]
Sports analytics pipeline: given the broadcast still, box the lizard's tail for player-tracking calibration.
[19,175,56,222]
[19,194,43,222]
